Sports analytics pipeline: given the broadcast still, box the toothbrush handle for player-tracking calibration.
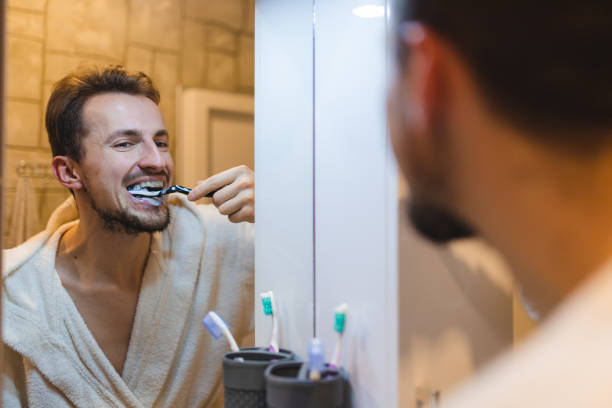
[223,327,240,352]
[270,314,279,353]
[297,362,309,380]
[164,185,219,198]
[330,334,344,368]
[171,185,192,195]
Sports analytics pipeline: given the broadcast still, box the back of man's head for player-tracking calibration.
[401,0,612,147]
[46,66,160,163]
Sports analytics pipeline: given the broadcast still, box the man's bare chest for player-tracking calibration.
[63,284,140,375]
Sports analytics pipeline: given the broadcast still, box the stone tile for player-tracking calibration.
[7,9,44,39]
[7,36,42,99]
[186,0,242,30]
[125,46,153,75]
[8,0,45,11]
[207,25,237,52]
[47,0,127,59]
[182,20,206,87]
[152,52,178,143]
[40,82,53,149]
[207,51,236,92]
[238,34,253,89]
[44,53,78,83]
[6,100,41,147]
[129,0,181,51]
[45,53,77,82]
[160,101,176,151]
[45,52,117,83]
[244,0,254,34]
[152,51,178,104]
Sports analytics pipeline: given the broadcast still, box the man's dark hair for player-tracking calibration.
[400,1,612,142]
[46,66,160,162]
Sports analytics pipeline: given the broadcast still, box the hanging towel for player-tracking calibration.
[6,174,40,248]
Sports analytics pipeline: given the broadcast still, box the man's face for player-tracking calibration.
[76,93,173,234]
[388,27,475,243]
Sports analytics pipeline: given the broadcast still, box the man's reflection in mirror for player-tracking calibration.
[3,66,254,407]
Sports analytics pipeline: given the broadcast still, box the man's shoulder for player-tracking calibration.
[2,240,54,344]
[443,263,612,407]
[1,224,70,321]
[3,232,49,279]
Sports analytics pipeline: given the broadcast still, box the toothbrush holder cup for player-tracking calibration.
[222,348,294,408]
[264,361,347,408]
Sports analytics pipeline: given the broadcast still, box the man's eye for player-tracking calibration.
[156,141,169,148]
[114,142,132,148]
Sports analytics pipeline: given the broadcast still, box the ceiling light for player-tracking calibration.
[352,5,385,18]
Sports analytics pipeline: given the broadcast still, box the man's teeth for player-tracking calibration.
[139,197,162,207]
[127,180,164,192]
[127,180,165,201]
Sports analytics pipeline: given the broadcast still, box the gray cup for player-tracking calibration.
[223,348,294,408]
[264,362,346,408]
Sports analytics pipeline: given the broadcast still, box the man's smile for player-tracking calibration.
[126,181,165,208]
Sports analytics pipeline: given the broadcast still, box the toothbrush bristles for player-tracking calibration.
[334,303,348,333]
[260,291,274,315]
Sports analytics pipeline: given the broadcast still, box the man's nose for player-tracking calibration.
[138,140,165,170]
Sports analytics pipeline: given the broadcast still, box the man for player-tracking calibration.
[389,1,612,406]
[3,66,255,407]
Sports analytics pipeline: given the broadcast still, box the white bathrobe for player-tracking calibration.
[442,259,612,407]
[2,194,254,407]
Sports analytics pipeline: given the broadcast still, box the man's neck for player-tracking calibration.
[443,69,612,318]
[501,192,612,317]
[57,220,152,290]
[465,133,612,317]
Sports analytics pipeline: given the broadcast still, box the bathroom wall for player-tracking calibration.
[398,190,514,407]
[4,0,254,245]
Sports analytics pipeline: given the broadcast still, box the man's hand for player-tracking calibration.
[187,165,254,223]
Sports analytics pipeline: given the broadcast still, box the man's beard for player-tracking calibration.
[86,189,171,235]
[401,96,476,244]
[407,195,475,243]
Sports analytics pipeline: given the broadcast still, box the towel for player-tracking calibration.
[2,194,254,407]
[6,174,40,248]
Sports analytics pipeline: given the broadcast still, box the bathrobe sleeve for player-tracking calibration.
[197,203,255,345]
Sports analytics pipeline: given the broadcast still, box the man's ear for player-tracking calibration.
[400,23,444,135]
[52,156,83,190]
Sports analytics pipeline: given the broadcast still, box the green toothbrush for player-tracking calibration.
[260,291,279,353]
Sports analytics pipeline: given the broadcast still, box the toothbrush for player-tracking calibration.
[329,303,348,370]
[202,311,240,352]
[307,338,325,381]
[130,184,218,198]
[260,291,280,353]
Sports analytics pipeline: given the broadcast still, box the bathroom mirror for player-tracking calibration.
[4,0,255,246]
[3,0,256,406]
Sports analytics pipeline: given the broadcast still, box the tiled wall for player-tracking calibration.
[4,0,254,245]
